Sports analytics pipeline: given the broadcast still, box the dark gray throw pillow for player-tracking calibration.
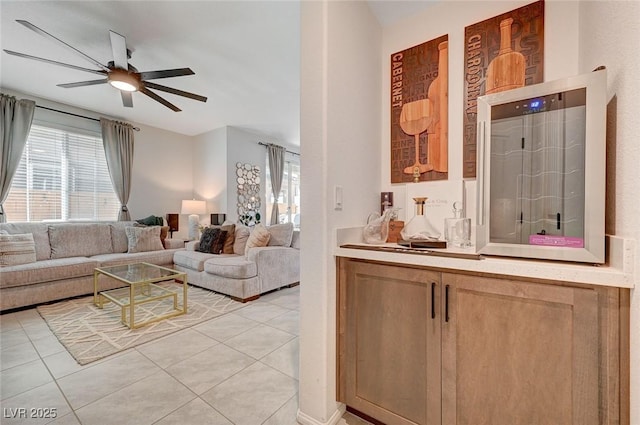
[197,228,228,254]
[136,215,163,226]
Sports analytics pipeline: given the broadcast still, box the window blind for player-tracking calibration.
[4,124,119,222]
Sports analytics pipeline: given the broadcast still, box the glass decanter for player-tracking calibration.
[444,201,471,247]
[363,208,395,244]
[400,197,441,241]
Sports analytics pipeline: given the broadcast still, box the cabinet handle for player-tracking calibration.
[431,282,436,319]
[445,284,450,323]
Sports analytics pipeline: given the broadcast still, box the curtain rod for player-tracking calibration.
[258,141,299,156]
[35,105,140,131]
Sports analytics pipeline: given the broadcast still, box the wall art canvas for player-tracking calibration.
[462,0,544,178]
[391,34,449,184]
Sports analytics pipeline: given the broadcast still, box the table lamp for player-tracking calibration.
[181,200,206,240]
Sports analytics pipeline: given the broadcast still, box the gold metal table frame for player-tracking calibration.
[93,263,188,329]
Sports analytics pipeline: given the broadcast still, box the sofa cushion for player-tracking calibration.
[291,230,300,249]
[233,225,251,255]
[125,226,164,253]
[109,221,137,253]
[245,224,270,256]
[267,222,294,247]
[49,224,113,259]
[204,255,257,279]
[173,250,219,272]
[0,223,51,260]
[0,233,36,267]
[0,257,99,289]
[91,248,179,268]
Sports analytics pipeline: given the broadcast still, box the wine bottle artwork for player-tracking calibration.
[486,17,526,94]
[427,40,449,173]
[400,99,434,182]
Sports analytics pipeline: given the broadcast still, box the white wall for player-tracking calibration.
[379,0,580,220]
[127,123,193,239]
[578,2,640,422]
[193,126,228,224]
[298,1,382,423]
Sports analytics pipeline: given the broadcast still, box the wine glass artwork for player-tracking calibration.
[400,99,434,182]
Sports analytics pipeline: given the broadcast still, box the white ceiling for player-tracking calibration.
[0,1,300,143]
[0,1,436,145]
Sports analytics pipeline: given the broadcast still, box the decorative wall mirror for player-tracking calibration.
[236,162,261,226]
[475,69,607,263]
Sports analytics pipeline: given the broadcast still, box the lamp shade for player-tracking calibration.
[181,200,206,215]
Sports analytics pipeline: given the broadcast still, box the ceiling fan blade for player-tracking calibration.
[3,50,107,76]
[15,20,109,72]
[109,30,128,70]
[143,82,207,103]
[140,87,181,112]
[121,91,133,108]
[57,79,108,88]
[139,68,194,81]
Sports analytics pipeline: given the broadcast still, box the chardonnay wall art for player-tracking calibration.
[391,34,449,184]
[463,0,544,178]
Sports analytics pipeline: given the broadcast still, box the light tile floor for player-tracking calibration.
[0,286,370,425]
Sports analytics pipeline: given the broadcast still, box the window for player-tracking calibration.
[265,156,300,228]
[4,124,119,222]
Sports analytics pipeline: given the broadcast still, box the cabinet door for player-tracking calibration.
[338,259,441,425]
[441,273,599,425]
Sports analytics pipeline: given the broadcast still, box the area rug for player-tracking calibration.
[37,283,245,365]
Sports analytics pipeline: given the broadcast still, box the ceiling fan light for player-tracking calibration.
[108,70,139,92]
[109,80,137,92]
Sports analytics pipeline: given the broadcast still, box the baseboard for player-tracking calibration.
[296,404,346,425]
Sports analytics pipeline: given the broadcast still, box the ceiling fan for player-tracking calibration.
[3,20,208,112]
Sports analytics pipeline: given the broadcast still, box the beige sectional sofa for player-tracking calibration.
[0,222,181,311]
[173,224,300,302]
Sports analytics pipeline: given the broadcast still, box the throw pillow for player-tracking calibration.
[136,215,164,226]
[267,222,294,247]
[160,226,169,245]
[132,223,169,246]
[211,229,228,254]
[198,227,218,253]
[125,226,164,253]
[233,225,251,255]
[244,224,271,256]
[0,233,36,267]
[210,224,236,254]
[197,228,228,254]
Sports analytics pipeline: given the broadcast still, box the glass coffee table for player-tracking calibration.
[93,263,187,329]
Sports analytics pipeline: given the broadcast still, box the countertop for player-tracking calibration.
[334,227,635,289]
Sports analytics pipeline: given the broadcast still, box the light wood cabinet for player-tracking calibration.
[337,257,628,425]
[338,260,440,424]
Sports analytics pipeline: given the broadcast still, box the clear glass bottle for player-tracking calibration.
[444,201,471,247]
[400,197,441,241]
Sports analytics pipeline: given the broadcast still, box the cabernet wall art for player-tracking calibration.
[391,34,449,184]
[462,0,544,178]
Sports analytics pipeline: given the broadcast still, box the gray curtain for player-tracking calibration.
[100,118,134,221]
[267,143,286,225]
[0,94,35,223]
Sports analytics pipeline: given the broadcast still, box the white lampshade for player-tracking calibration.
[181,200,206,215]
[181,200,206,240]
